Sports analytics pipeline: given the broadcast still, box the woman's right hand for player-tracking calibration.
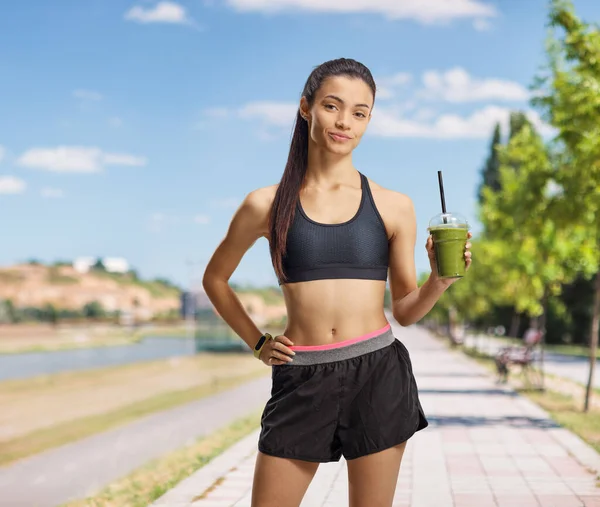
[260,335,296,366]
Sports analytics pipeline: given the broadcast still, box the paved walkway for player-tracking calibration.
[151,324,600,507]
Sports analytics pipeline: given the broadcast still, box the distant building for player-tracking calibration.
[73,257,96,274]
[180,289,213,319]
[103,257,129,273]
[73,256,130,274]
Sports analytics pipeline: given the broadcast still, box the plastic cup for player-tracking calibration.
[428,212,469,279]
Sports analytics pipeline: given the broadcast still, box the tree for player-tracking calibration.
[480,123,595,388]
[531,0,600,410]
[508,111,532,141]
[4,299,17,323]
[83,301,105,320]
[43,303,59,327]
[477,123,502,204]
[92,259,107,271]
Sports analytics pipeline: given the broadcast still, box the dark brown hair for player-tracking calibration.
[269,58,377,283]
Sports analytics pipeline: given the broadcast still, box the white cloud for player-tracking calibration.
[73,89,103,101]
[125,2,193,24]
[233,101,518,139]
[420,68,529,102]
[41,187,65,199]
[0,145,5,164]
[194,214,211,225]
[377,72,412,100]
[369,105,551,139]
[0,176,26,194]
[17,146,147,173]
[413,108,437,122]
[210,67,549,141]
[225,0,496,24]
[238,102,298,127]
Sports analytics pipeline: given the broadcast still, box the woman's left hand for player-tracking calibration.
[426,231,473,287]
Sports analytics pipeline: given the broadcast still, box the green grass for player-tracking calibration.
[0,369,268,467]
[47,267,79,285]
[527,389,600,454]
[62,409,262,507]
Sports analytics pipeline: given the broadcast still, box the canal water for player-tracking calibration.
[0,327,248,382]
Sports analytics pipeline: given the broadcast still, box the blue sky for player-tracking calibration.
[1,0,598,289]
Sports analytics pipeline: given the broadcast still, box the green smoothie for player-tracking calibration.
[428,225,468,278]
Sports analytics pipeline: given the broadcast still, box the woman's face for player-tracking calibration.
[301,76,373,156]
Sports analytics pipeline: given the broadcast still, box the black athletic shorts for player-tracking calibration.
[258,323,428,463]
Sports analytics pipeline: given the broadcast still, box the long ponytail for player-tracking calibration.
[269,112,308,283]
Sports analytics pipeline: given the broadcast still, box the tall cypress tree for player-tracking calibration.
[477,123,502,204]
[509,111,532,140]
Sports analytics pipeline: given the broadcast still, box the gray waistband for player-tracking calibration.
[277,328,396,366]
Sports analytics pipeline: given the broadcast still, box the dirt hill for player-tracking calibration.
[0,264,180,321]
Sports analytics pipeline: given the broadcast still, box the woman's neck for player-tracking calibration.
[304,146,356,187]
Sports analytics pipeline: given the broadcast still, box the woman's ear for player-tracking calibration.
[299,97,310,121]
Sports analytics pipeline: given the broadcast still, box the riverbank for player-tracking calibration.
[0,322,286,355]
[0,351,269,466]
[0,322,192,354]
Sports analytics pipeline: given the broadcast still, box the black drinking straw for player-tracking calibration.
[438,170,448,224]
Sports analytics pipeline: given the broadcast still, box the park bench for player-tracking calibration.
[494,328,543,387]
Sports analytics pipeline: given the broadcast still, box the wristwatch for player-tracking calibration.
[253,332,273,359]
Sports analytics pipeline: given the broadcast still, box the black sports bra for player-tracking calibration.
[277,172,389,284]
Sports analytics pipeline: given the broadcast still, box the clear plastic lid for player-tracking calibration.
[428,212,469,229]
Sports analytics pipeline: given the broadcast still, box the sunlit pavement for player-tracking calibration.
[152,323,600,507]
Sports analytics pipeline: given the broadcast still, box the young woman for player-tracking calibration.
[202,58,472,507]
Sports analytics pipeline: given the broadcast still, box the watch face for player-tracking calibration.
[254,335,266,351]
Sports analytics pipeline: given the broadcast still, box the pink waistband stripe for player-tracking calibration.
[289,323,391,352]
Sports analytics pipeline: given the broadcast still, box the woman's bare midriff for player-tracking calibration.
[280,278,389,346]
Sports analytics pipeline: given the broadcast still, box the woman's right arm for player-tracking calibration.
[201,188,273,351]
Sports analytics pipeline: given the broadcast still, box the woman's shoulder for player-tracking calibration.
[243,183,279,212]
[365,176,414,212]
[235,184,279,235]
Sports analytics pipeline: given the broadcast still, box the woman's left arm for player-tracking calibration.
[386,193,471,326]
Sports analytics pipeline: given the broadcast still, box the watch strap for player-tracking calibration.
[253,332,273,359]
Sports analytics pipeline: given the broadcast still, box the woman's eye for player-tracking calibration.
[355,112,366,118]
[325,104,337,110]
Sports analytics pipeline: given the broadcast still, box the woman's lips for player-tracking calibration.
[329,133,351,142]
